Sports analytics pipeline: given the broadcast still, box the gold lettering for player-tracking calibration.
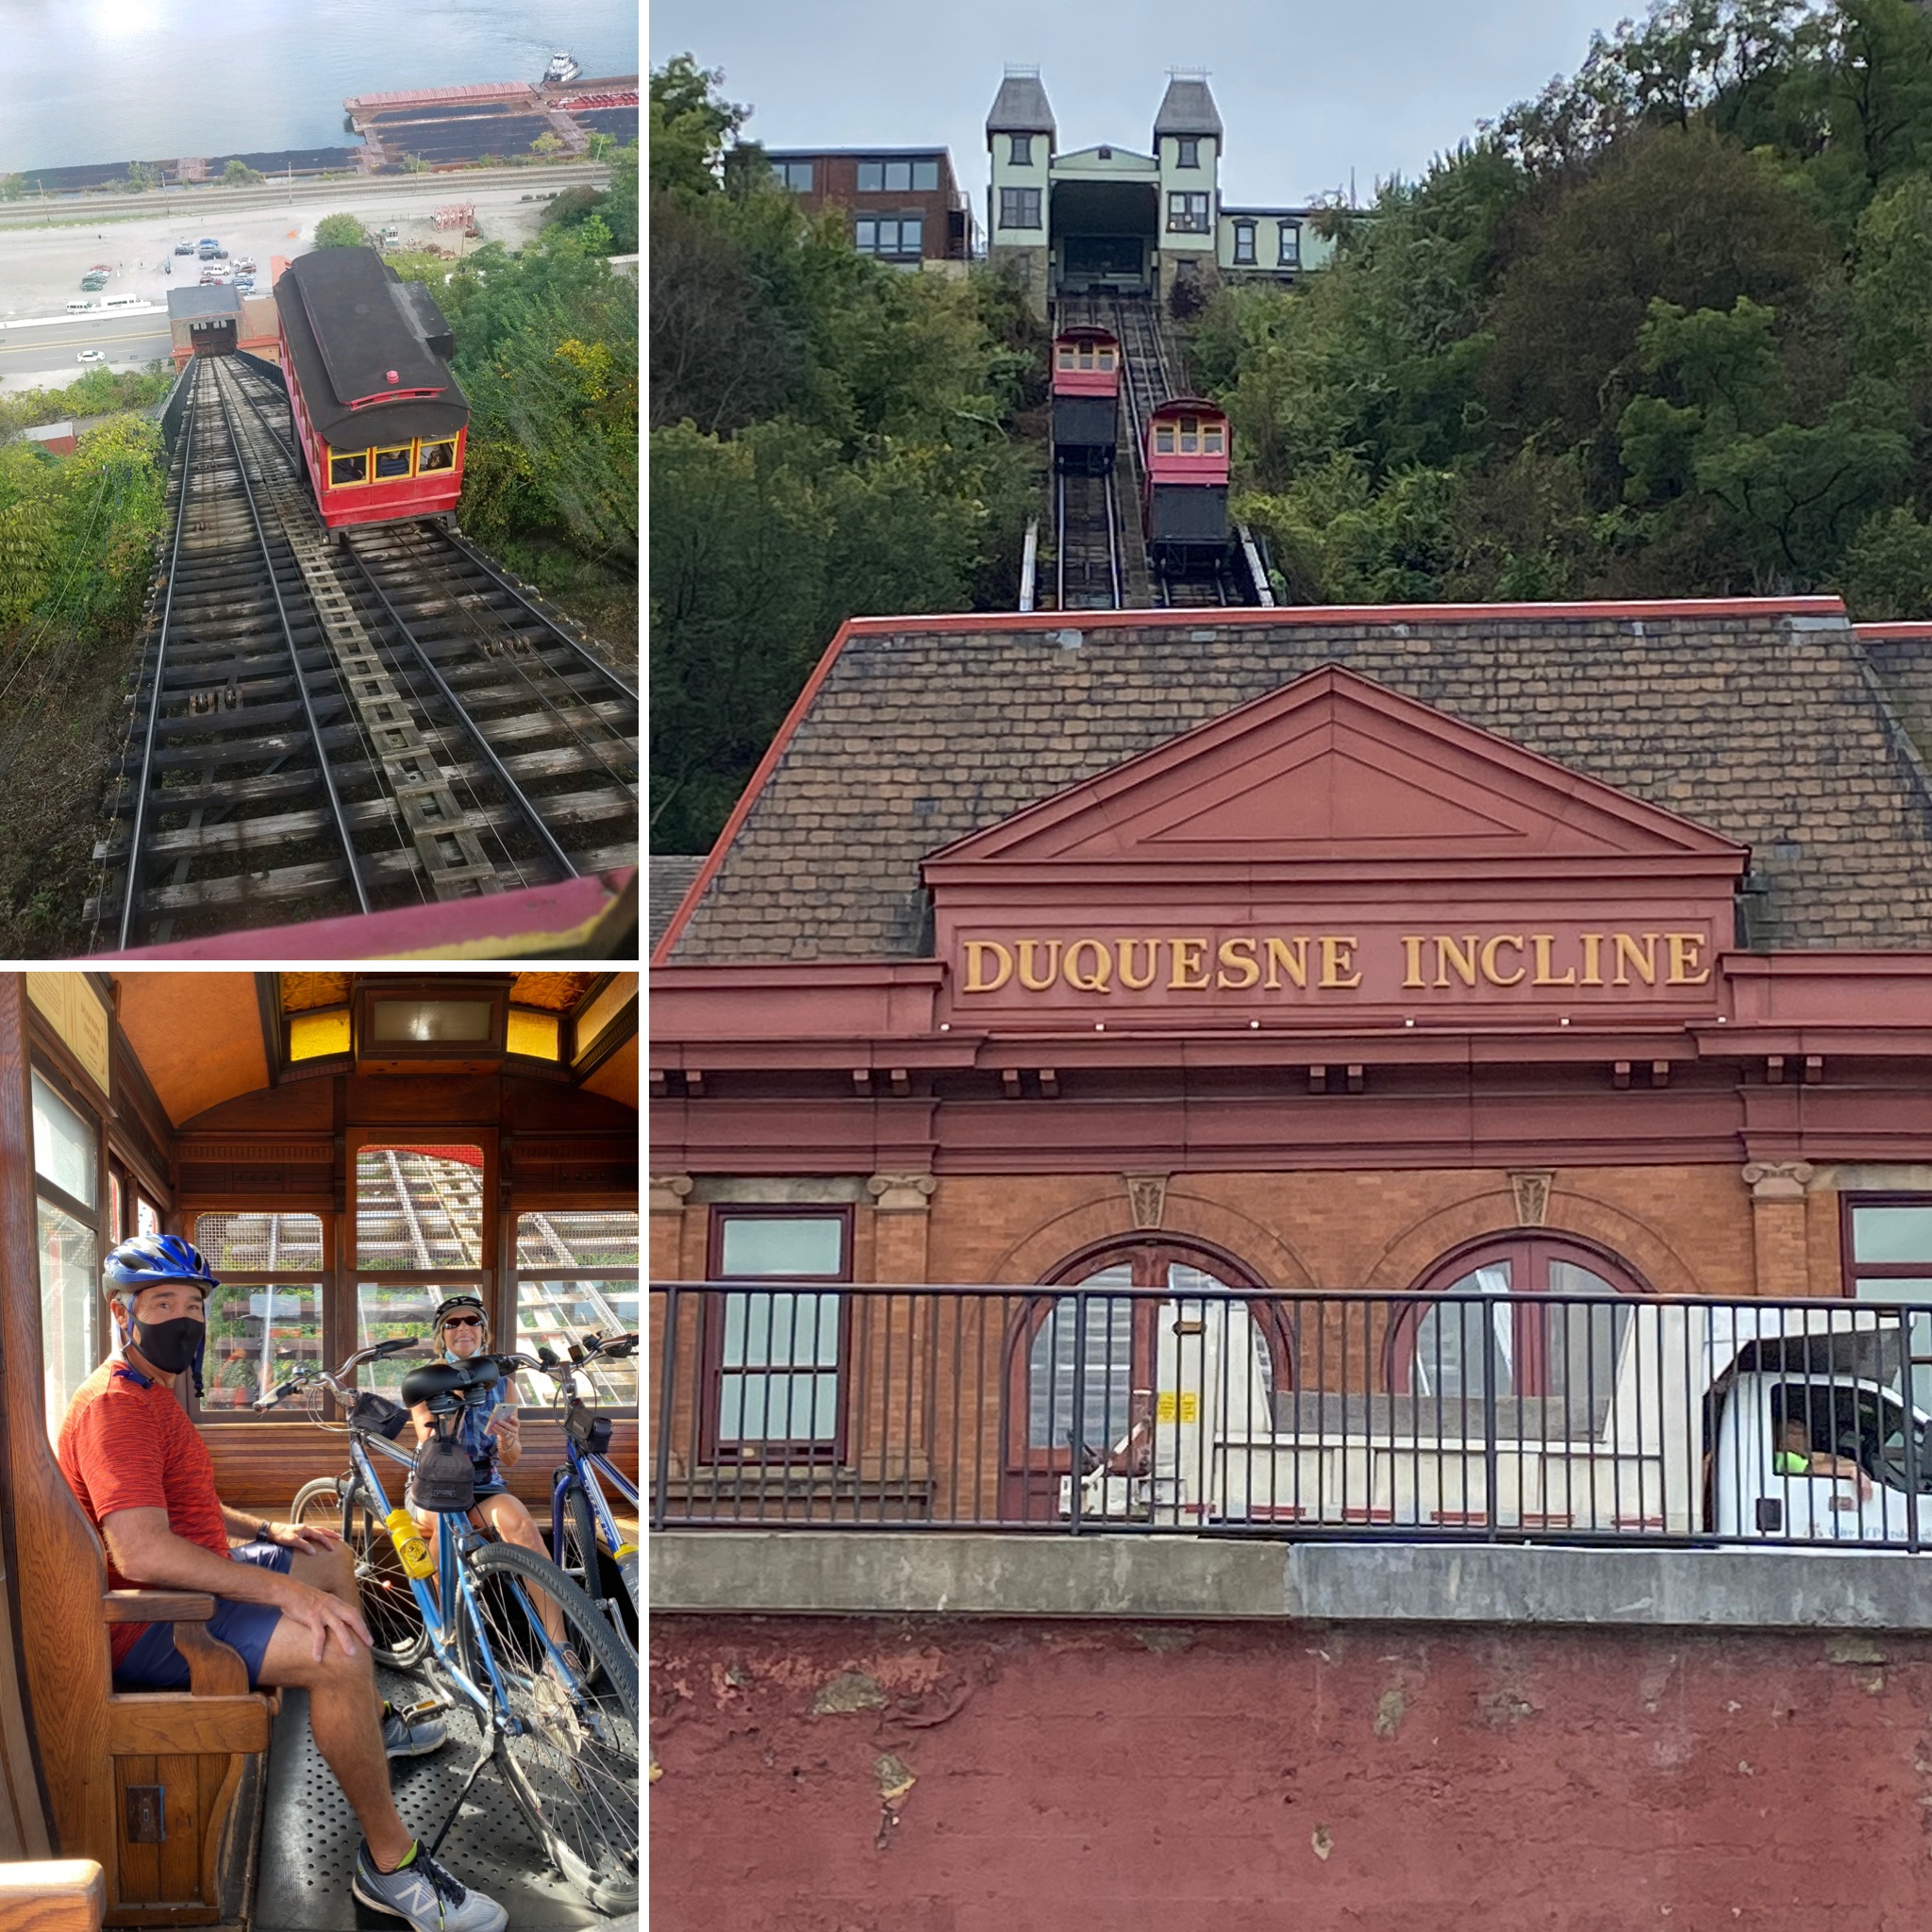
[1264,937,1308,991]
[1320,936,1362,990]
[1531,934,1575,988]
[1434,935,1480,989]
[1612,932,1658,988]
[1117,938,1158,991]
[1480,934,1526,988]
[1401,936,1426,990]
[962,941,1012,993]
[1665,931,1710,987]
[1216,937,1260,991]
[1017,939,1061,991]
[1169,938,1210,991]
[1064,938,1113,993]
[1579,933,1604,987]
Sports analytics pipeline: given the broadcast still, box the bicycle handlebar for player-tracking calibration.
[250,1336,427,1411]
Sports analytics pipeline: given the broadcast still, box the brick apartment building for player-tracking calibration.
[762,146,975,265]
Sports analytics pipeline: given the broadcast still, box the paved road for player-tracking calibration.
[0,311,172,387]
[0,161,611,230]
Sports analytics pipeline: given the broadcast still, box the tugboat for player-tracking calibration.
[542,50,580,85]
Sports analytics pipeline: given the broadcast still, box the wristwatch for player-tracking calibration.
[257,1520,274,1544]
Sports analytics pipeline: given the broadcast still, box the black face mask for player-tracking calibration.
[130,1315,206,1379]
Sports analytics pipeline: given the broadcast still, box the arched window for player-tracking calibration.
[1392,1236,1647,1425]
[1002,1238,1289,1519]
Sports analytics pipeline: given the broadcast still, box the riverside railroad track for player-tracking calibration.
[89,354,638,950]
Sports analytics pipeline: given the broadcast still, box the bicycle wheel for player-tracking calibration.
[291,1475,343,1534]
[456,1541,639,1914]
[343,1482,428,1671]
[562,1482,638,1654]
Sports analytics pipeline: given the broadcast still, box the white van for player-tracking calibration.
[102,295,142,310]
[66,299,98,313]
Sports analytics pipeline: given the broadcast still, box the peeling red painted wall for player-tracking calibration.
[651,1617,1932,1932]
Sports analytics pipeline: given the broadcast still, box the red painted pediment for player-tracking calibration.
[924,665,1744,882]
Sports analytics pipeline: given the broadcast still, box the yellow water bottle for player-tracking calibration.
[385,1507,435,1580]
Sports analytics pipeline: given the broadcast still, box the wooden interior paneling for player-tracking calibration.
[0,1861,105,1931]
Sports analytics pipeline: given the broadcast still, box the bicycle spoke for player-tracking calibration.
[458,1542,639,1913]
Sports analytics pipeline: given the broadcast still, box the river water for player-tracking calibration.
[0,0,638,173]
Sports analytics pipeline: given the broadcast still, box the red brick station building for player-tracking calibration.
[649,597,1932,1930]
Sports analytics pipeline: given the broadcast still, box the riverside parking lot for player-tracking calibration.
[0,172,584,390]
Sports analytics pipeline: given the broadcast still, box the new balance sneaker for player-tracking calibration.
[351,1840,507,1932]
[380,1700,449,1759]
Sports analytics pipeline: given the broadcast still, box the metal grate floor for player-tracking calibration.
[253,1668,634,1932]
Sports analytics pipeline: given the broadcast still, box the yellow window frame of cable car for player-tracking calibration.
[418,438,458,475]
[1179,417,1199,453]
[1057,345,1074,369]
[372,442,415,482]
[1155,424,1176,454]
[1204,424,1224,454]
[326,447,369,488]
[1097,345,1115,369]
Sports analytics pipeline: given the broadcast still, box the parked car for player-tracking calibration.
[235,258,257,273]
[212,247,228,259]
[79,275,107,291]
[75,349,105,364]
[174,239,194,254]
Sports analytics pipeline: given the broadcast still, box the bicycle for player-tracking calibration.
[269,1339,639,1914]
[532,1330,640,1657]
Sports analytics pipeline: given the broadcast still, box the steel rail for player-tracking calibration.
[115,360,205,949]
[337,535,579,879]
[205,360,370,912]
[433,525,638,701]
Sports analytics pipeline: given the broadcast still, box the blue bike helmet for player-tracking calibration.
[103,1234,220,1293]
[104,1236,217,1396]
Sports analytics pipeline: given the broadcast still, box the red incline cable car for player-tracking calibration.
[275,245,469,536]
[1142,395,1230,570]
[1051,325,1122,475]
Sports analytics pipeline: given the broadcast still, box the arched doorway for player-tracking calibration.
[1001,1237,1288,1520]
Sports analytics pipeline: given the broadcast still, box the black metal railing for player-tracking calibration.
[649,1283,1932,1550]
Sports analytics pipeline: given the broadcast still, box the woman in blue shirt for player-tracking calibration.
[406,1293,573,1661]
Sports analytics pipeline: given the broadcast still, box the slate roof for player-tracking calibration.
[661,607,1932,963]
[1154,76,1224,140]
[167,285,242,320]
[987,72,1056,137]
[649,856,705,946]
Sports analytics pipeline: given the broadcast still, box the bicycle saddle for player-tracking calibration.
[400,1356,501,1409]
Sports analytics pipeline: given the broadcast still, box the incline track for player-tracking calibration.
[91,355,638,949]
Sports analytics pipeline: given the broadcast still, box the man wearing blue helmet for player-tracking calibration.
[56,1234,508,1932]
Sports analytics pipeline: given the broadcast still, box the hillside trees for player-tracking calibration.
[648,55,1041,853]
[1206,0,1932,609]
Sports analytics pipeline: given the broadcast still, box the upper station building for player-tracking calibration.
[986,67,1337,311]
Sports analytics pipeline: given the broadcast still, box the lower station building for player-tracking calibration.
[650,597,1932,1924]
[652,597,1932,1497]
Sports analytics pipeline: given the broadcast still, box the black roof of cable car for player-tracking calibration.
[275,246,468,448]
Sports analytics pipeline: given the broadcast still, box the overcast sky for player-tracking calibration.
[648,0,1637,207]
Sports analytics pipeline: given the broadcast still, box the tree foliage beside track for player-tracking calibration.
[1192,0,1932,613]
[648,55,1045,856]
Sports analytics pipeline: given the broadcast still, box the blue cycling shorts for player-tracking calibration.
[112,1541,293,1690]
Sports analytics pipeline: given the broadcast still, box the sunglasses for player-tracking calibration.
[442,1313,484,1329]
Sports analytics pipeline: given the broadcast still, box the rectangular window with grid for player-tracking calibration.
[1167,192,1210,234]
[356,1144,485,1272]
[1176,137,1200,168]
[1000,187,1042,231]
[771,159,814,192]
[1233,222,1256,265]
[515,1208,639,1411]
[195,1211,326,1416]
[1009,134,1033,166]
[1278,221,1302,267]
[1845,1196,1932,1411]
[708,1209,850,1455]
